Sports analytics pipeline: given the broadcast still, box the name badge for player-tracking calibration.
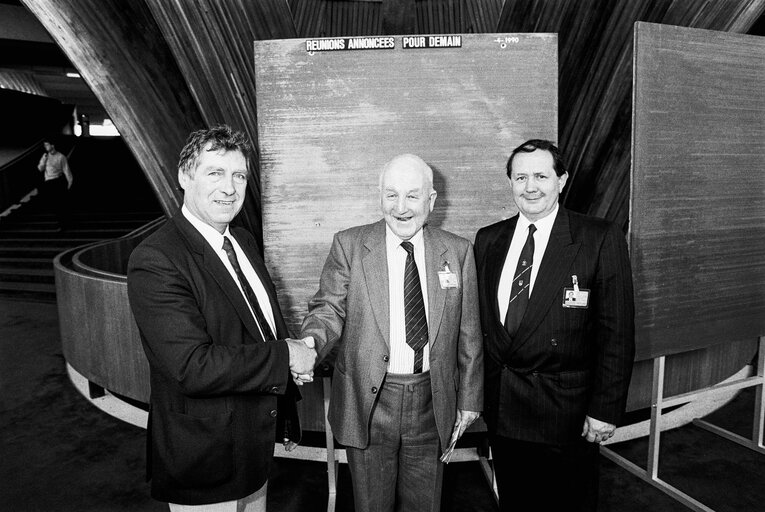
[438,261,459,289]
[562,274,589,308]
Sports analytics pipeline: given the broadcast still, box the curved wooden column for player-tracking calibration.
[146,0,297,242]
[21,0,205,217]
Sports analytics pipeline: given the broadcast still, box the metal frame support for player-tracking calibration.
[323,376,338,512]
[601,336,765,512]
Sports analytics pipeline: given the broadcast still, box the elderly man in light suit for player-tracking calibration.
[301,154,484,512]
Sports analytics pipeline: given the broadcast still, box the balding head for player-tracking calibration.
[379,154,437,240]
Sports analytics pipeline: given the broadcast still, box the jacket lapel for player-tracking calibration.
[512,208,580,351]
[361,220,390,348]
[172,214,265,343]
[423,226,448,348]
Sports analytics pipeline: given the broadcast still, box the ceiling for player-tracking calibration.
[1,1,762,132]
[0,1,109,125]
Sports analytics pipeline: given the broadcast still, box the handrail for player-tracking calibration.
[71,217,165,279]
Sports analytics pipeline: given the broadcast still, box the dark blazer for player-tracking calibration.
[127,213,300,505]
[475,207,634,445]
[301,220,483,449]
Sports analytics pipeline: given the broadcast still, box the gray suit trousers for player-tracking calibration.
[346,372,443,512]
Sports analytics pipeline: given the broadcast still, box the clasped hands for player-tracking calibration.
[286,336,317,385]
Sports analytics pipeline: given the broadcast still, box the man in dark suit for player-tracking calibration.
[127,125,317,511]
[475,139,635,511]
[301,154,484,512]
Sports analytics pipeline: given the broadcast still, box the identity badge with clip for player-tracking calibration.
[438,261,459,289]
[562,275,589,308]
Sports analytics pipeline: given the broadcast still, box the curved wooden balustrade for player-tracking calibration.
[54,219,163,403]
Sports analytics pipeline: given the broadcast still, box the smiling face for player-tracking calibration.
[178,144,248,233]
[379,155,436,240]
[509,149,567,222]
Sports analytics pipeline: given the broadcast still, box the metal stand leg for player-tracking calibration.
[323,376,338,512]
[601,336,765,511]
[477,446,499,505]
[693,336,765,454]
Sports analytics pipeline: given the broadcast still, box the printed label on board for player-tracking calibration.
[306,37,395,52]
[402,35,462,49]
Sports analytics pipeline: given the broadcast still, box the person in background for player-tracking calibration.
[37,138,73,230]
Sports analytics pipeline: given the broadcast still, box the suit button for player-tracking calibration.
[371,387,378,394]
[383,355,389,362]
[551,338,558,347]
[271,386,279,393]
[270,410,278,417]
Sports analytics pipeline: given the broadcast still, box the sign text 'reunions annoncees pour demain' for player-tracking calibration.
[305,35,464,52]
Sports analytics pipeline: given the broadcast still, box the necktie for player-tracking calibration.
[504,224,536,337]
[401,241,429,373]
[222,236,275,341]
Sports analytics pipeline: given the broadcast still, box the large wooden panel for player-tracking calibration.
[630,22,765,360]
[255,33,557,334]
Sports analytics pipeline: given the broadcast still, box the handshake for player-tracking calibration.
[286,336,317,385]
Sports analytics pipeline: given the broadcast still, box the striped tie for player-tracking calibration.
[401,241,428,373]
[504,224,536,337]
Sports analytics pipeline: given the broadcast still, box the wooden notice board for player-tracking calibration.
[630,22,765,360]
[255,33,557,335]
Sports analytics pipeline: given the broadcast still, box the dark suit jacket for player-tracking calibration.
[301,220,483,449]
[475,207,634,445]
[127,213,300,505]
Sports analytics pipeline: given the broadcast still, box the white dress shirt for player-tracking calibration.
[386,225,430,373]
[497,204,559,321]
[182,205,276,339]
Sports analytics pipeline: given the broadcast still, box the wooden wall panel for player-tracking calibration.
[20,0,204,218]
[255,33,557,334]
[147,0,297,242]
[290,0,328,37]
[630,22,765,359]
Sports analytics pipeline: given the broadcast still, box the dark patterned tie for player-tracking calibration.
[401,241,429,373]
[222,236,275,341]
[504,224,536,337]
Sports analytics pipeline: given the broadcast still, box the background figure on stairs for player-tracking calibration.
[37,137,73,230]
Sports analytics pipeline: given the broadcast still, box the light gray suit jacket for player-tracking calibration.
[301,220,484,449]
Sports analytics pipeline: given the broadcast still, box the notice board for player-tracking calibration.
[630,22,765,360]
[255,33,557,335]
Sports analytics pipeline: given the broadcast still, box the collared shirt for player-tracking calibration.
[182,205,276,339]
[38,151,72,183]
[497,203,559,321]
[386,225,430,373]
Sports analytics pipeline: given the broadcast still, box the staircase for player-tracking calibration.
[0,136,163,302]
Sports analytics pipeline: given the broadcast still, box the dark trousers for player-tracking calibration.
[490,435,600,512]
[346,372,442,512]
[40,177,69,228]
